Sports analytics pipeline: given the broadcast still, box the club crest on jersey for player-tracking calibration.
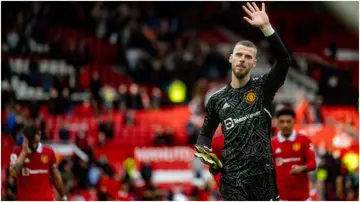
[245,90,256,104]
[41,155,48,164]
[292,143,301,151]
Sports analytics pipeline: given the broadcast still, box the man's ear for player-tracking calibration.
[252,59,257,68]
[229,54,233,63]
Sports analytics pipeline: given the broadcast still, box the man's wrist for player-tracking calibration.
[20,150,27,155]
[17,151,27,164]
[261,24,275,37]
[299,165,308,173]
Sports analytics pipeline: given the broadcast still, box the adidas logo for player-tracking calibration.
[275,148,282,154]
[24,158,30,163]
[222,103,230,109]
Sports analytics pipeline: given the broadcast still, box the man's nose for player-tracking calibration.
[283,124,290,128]
[239,55,245,62]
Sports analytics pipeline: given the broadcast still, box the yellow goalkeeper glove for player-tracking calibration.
[194,145,223,171]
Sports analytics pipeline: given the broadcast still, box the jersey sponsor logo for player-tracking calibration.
[224,118,235,130]
[21,167,48,176]
[275,148,282,153]
[222,102,230,109]
[245,90,256,104]
[275,157,301,166]
[41,155,48,164]
[223,111,261,130]
[292,143,301,151]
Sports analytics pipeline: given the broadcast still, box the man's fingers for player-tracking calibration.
[194,145,201,153]
[195,145,207,154]
[261,3,265,11]
[195,145,212,154]
[194,153,216,166]
[242,5,253,17]
[23,137,29,145]
[243,17,253,24]
[246,2,256,12]
[252,2,260,12]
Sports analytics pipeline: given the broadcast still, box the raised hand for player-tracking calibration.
[242,2,270,29]
[22,136,30,153]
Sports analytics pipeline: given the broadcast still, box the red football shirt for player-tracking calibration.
[10,143,56,201]
[271,131,316,201]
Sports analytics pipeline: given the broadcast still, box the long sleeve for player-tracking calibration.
[263,32,292,99]
[196,96,220,148]
[304,138,316,171]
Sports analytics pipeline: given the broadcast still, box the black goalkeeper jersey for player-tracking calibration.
[196,32,291,185]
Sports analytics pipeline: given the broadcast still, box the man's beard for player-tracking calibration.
[232,65,251,79]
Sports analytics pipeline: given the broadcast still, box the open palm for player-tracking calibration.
[242,2,270,29]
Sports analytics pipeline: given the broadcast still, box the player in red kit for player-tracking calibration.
[9,124,67,201]
[271,108,317,201]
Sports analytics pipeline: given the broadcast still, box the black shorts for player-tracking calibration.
[220,172,279,201]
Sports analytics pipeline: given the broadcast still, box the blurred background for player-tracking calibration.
[1,1,359,201]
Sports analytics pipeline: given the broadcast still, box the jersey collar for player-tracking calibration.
[277,130,297,143]
[226,77,253,90]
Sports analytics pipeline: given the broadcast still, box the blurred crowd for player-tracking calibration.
[1,1,358,201]
[312,148,359,201]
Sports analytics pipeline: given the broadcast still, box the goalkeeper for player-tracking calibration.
[195,2,291,201]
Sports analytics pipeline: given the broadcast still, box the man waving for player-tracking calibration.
[195,2,291,201]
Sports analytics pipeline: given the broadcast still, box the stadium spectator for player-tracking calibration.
[128,83,144,110]
[173,186,188,201]
[72,158,90,189]
[36,115,48,140]
[140,161,153,183]
[4,172,17,201]
[117,84,128,111]
[88,162,102,187]
[59,121,70,141]
[124,110,135,126]
[141,182,162,200]
[61,88,71,114]
[90,72,102,106]
[48,88,61,115]
[28,98,39,119]
[98,115,114,139]
[97,132,107,147]
[28,59,40,87]
[150,87,162,109]
[163,127,175,146]
[122,155,136,181]
[191,157,205,180]
[101,85,116,110]
[75,130,90,151]
[153,125,166,146]
[12,114,25,142]
[115,181,134,200]
[60,160,75,195]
